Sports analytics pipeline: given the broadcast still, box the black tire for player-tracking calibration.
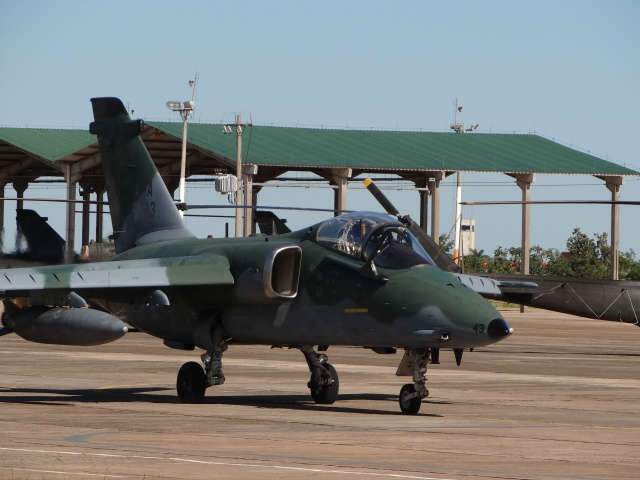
[399,383,421,415]
[310,363,339,404]
[177,361,206,403]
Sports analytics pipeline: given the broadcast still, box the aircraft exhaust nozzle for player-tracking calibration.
[3,306,128,346]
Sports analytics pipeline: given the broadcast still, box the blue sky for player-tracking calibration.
[0,0,638,252]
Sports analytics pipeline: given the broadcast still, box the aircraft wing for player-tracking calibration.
[453,273,538,298]
[0,255,234,296]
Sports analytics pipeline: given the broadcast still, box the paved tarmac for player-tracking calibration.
[0,310,638,479]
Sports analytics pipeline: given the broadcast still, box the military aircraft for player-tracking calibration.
[0,97,515,415]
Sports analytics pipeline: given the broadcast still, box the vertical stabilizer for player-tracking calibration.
[90,97,193,253]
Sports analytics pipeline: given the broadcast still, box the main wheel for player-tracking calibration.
[399,383,421,415]
[310,363,339,404]
[177,361,206,403]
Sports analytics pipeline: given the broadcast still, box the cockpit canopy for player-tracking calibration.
[315,212,435,269]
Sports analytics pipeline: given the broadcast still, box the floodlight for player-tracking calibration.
[166,101,182,111]
[183,100,194,110]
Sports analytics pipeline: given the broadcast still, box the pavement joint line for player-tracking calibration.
[0,466,126,478]
[0,446,459,480]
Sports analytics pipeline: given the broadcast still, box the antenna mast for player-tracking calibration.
[449,99,479,265]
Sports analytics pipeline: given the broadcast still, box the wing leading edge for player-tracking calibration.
[0,255,233,295]
[454,273,538,298]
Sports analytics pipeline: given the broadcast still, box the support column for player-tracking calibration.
[65,165,77,263]
[414,178,429,233]
[428,172,443,241]
[509,173,534,275]
[12,179,28,252]
[14,184,25,211]
[251,185,262,235]
[81,188,91,251]
[508,173,533,313]
[605,176,623,280]
[95,188,104,243]
[329,168,352,216]
[243,164,258,236]
[0,183,5,251]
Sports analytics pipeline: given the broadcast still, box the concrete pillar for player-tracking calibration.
[605,176,623,280]
[65,165,77,263]
[251,185,262,235]
[511,174,534,275]
[81,188,91,249]
[428,172,443,241]
[95,188,104,243]
[0,183,4,251]
[419,189,429,233]
[243,164,258,236]
[12,179,28,252]
[413,178,429,233]
[14,184,26,211]
[507,173,533,313]
[330,168,352,216]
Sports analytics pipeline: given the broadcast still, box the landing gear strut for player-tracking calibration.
[177,326,227,403]
[301,346,339,404]
[398,348,429,415]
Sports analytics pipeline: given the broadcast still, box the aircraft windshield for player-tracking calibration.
[315,212,434,268]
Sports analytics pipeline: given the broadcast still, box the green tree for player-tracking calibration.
[463,248,489,273]
[438,234,454,256]
[489,246,518,274]
[563,228,609,279]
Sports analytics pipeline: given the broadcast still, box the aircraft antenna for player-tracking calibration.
[189,72,199,103]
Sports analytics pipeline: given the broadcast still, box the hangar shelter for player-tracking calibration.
[0,123,636,279]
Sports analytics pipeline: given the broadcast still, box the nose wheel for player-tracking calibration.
[310,362,339,404]
[398,348,430,415]
[399,384,422,415]
[301,346,339,404]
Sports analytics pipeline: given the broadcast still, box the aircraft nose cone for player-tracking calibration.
[487,318,513,339]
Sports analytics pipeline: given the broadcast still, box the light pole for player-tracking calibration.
[223,115,249,237]
[166,100,195,215]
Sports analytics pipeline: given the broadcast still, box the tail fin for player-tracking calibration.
[90,97,193,253]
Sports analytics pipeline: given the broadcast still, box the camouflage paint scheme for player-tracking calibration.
[0,98,508,355]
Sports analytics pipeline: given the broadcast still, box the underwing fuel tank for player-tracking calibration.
[3,306,128,346]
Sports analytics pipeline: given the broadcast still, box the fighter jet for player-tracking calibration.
[0,98,514,415]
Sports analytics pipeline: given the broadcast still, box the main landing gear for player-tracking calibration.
[300,346,339,404]
[177,332,227,403]
[398,348,430,415]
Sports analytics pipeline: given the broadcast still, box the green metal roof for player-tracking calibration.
[0,124,636,176]
[0,127,95,162]
[147,122,638,176]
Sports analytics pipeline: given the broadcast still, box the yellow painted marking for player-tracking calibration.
[344,307,369,314]
[363,178,373,187]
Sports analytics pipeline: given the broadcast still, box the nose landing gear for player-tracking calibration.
[398,348,429,415]
[301,346,339,404]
